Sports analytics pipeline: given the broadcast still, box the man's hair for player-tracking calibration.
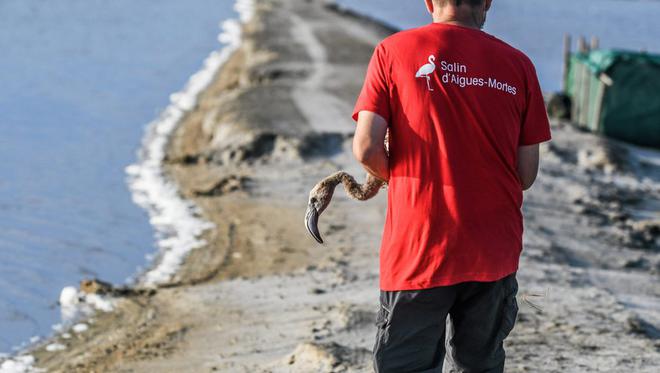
[434,0,485,7]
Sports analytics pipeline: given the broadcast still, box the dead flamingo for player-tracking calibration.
[305,128,390,244]
[305,171,385,244]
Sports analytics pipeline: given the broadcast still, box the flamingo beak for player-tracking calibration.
[305,202,323,244]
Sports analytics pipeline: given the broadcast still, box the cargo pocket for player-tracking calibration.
[497,275,519,342]
[375,303,388,327]
[373,294,392,357]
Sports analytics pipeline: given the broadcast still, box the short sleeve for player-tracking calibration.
[352,43,391,123]
[519,60,551,146]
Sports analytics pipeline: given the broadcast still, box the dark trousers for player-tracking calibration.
[373,273,519,373]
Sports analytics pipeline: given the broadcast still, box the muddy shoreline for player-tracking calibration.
[19,0,660,371]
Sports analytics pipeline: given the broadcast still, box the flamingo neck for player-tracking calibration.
[339,172,359,189]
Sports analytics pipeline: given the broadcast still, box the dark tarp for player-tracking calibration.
[566,49,660,148]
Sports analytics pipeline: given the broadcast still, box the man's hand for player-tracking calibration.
[353,111,389,182]
[517,144,540,190]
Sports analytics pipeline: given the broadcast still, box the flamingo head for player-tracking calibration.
[429,55,436,63]
[305,181,335,244]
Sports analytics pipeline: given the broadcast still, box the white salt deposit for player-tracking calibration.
[57,286,115,325]
[44,344,65,353]
[58,286,81,321]
[83,294,114,313]
[58,286,79,307]
[72,324,88,334]
[234,0,255,23]
[125,0,255,286]
[0,355,43,373]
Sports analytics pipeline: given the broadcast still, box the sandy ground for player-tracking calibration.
[23,0,659,372]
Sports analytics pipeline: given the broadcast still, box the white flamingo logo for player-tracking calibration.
[415,54,436,91]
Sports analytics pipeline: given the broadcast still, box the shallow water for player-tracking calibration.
[0,0,236,353]
[336,0,660,91]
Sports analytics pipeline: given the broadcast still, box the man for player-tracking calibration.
[351,0,551,372]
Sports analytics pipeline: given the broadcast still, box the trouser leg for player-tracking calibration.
[445,273,519,373]
[373,286,457,373]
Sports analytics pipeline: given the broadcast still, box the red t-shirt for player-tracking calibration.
[352,23,551,291]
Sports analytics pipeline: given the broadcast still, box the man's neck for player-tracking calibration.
[432,6,483,30]
[433,19,480,29]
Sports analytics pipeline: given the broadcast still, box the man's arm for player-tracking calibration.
[353,111,389,182]
[517,144,540,190]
